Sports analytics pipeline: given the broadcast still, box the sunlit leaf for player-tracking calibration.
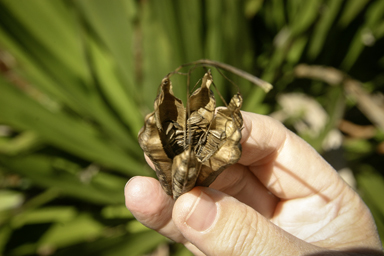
[0,190,23,212]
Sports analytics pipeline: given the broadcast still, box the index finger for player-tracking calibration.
[239,111,344,200]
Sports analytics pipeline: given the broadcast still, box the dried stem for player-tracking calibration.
[169,59,273,93]
[295,64,384,131]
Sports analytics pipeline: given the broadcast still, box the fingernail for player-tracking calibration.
[186,191,217,232]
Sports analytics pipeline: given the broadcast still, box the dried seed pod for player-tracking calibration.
[186,72,216,149]
[154,77,185,158]
[138,70,243,199]
[196,93,243,187]
[172,147,202,200]
[138,77,184,196]
[138,112,173,195]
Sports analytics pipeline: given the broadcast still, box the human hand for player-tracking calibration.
[125,111,383,255]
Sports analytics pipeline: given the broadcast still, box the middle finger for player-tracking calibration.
[210,163,279,218]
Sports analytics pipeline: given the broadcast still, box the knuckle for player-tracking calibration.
[217,205,260,255]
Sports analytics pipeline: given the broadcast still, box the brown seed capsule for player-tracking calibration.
[138,70,243,199]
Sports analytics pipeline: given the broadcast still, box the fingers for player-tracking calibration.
[210,163,279,218]
[124,176,185,243]
[124,178,382,255]
[240,111,344,200]
[173,187,321,256]
[144,151,280,218]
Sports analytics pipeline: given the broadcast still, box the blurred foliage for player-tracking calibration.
[0,0,383,255]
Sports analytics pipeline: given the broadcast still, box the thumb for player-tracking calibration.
[172,188,320,256]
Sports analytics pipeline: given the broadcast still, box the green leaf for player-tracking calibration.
[341,1,384,70]
[357,167,384,214]
[101,205,134,219]
[37,213,104,249]
[11,207,77,228]
[344,138,373,155]
[288,0,322,36]
[100,231,166,256]
[75,0,137,96]
[125,220,150,233]
[286,36,308,64]
[87,35,143,134]
[172,243,194,256]
[356,167,384,245]
[0,131,42,155]
[244,0,264,18]
[338,0,370,28]
[0,225,12,254]
[0,154,125,204]
[54,230,166,256]
[307,0,343,59]
[0,77,144,176]
[0,0,90,83]
[177,1,203,62]
[0,190,23,212]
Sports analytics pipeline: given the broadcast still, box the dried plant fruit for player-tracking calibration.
[138,60,272,200]
[138,70,243,199]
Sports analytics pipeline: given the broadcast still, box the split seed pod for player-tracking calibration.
[138,70,243,199]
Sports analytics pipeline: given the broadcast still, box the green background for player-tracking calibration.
[0,0,383,255]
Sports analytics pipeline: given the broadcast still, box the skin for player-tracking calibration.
[125,111,383,256]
